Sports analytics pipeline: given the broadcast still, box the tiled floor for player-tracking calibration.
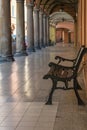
[0,102,58,130]
[0,43,87,130]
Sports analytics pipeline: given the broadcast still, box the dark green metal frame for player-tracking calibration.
[43,46,87,105]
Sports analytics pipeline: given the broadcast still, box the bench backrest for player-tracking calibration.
[74,46,87,71]
[74,45,85,66]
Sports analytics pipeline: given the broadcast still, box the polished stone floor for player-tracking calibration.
[0,43,87,130]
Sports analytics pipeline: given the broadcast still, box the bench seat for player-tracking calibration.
[43,46,87,105]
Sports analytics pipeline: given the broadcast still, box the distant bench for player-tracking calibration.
[43,45,87,105]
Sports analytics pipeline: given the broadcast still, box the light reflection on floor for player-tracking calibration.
[0,44,87,130]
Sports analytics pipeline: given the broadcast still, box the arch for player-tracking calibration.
[56,27,74,43]
[47,2,76,18]
[49,11,74,24]
[56,22,74,32]
[38,0,78,18]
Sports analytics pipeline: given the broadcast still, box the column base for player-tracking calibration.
[45,44,48,47]
[14,51,28,57]
[36,46,41,50]
[42,45,45,48]
[46,43,49,47]
[47,42,50,46]
[27,47,35,52]
[0,55,15,63]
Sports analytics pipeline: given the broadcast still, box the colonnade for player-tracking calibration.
[0,0,50,61]
[0,0,87,96]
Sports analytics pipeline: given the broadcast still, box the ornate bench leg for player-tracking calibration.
[76,79,82,90]
[46,79,57,105]
[74,78,85,105]
[64,81,68,89]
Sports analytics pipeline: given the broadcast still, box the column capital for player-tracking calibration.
[46,14,49,18]
[26,3,34,7]
[16,0,24,2]
[34,7,39,12]
[26,0,34,7]
[39,9,43,15]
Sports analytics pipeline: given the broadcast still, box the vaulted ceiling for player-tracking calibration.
[35,0,78,19]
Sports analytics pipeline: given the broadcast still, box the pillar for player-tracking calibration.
[83,0,87,97]
[81,0,85,45]
[76,0,84,46]
[33,6,40,49]
[16,0,27,56]
[43,13,47,47]
[47,15,50,46]
[39,9,43,47]
[26,1,35,52]
[74,20,77,46]
[68,31,71,43]
[0,0,14,61]
[77,0,87,100]
[85,0,87,45]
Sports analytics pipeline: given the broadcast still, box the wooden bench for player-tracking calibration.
[43,46,87,105]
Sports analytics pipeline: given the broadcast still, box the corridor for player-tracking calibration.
[0,43,87,130]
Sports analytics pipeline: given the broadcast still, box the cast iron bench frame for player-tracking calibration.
[43,46,87,105]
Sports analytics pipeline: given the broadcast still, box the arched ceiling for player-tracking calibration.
[35,0,78,19]
[50,11,74,24]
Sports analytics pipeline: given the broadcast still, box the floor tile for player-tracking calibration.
[0,44,87,130]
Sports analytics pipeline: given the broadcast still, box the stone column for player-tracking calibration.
[43,13,47,47]
[47,15,50,46]
[0,0,14,61]
[16,0,27,56]
[81,0,85,45]
[84,0,87,98]
[77,0,82,46]
[27,2,35,52]
[85,0,87,45]
[68,31,71,43]
[39,9,43,48]
[33,7,40,49]
[74,20,78,46]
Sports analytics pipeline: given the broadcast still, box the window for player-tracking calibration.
[12,5,14,17]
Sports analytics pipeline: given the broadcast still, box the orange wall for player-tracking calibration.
[56,22,74,43]
[56,21,74,32]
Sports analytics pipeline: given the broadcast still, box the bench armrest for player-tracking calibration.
[55,56,76,64]
[48,62,75,70]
